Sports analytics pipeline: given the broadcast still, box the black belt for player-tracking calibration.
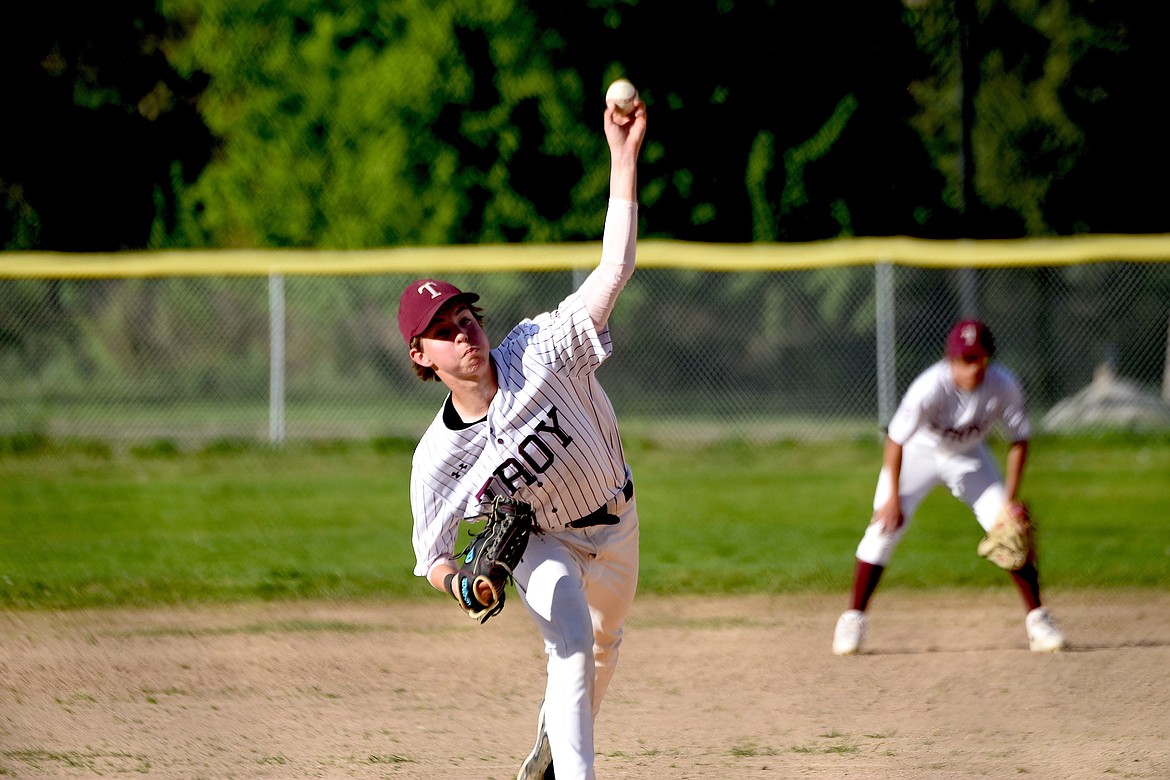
[566,479,634,529]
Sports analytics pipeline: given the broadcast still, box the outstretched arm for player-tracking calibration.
[605,95,647,202]
[872,437,905,533]
[581,96,648,329]
[1004,439,1028,502]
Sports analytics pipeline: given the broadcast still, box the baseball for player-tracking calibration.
[606,79,638,115]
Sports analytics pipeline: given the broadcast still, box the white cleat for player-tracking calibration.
[1026,607,1068,652]
[517,700,553,780]
[832,609,867,656]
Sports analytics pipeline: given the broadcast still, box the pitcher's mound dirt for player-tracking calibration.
[2,590,1167,778]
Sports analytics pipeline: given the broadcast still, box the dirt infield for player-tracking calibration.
[2,591,1167,779]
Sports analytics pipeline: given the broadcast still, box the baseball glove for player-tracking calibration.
[447,496,536,623]
[977,501,1035,571]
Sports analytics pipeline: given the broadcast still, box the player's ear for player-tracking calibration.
[409,345,433,369]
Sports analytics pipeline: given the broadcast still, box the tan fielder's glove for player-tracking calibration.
[977,501,1035,571]
[446,497,536,624]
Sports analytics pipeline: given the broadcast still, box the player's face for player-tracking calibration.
[950,354,989,391]
[411,303,490,378]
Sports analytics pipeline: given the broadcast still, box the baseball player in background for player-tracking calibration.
[399,94,647,780]
[832,319,1068,655]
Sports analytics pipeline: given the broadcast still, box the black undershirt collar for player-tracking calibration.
[443,395,487,430]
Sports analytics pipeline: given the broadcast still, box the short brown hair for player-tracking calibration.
[409,306,486,381]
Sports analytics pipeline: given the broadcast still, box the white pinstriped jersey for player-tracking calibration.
[887,361,1032,453]
[411,291,628,577]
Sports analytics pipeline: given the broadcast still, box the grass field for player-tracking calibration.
[2,432,1168,610]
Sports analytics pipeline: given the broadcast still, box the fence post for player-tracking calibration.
[875,260,897,434]
[269,273,286,445]
[1163,311,1170,404]
[573,267,589,293]
[957,267,980,317]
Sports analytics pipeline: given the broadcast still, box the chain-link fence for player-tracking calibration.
[3,245,1170,447]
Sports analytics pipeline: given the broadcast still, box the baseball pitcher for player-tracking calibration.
[400,92,647,780]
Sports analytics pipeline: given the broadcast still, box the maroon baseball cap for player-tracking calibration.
[397,279,479,344]
[945,319,996,360]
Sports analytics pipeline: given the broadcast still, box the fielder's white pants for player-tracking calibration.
[855,441,1006,566]
[513,496,639,780]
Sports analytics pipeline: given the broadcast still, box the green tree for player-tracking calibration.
[536,1,941,243]
[0,2,209,252]
[902,0,1158,237]
[161,0,605,248]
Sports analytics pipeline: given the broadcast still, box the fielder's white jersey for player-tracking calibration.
[886,361,1031,453]
[411,291,628,577]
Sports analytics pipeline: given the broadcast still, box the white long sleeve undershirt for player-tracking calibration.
[579,198,638,330]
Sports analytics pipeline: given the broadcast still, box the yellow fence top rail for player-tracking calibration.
[4,235,1170,279]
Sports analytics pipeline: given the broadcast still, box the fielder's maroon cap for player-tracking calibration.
[397,279,479,344]
[945,319,996,360]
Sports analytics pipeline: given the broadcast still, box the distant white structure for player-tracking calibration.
[1041,363,1170,432]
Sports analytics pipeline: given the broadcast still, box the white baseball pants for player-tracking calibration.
[513,497,639,780]
[856,441,1006,566]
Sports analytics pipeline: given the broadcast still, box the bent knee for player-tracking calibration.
[856,525,901,566]
[546,621,596,659]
